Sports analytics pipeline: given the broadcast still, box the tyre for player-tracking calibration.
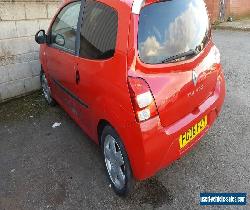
[101,125,134,196]
[40,70,56,106]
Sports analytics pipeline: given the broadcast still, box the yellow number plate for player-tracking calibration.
[179,115,207,149]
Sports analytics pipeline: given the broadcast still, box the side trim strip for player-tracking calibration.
[53,79,88,109]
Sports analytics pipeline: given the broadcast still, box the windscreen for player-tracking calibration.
[138,0,210,64]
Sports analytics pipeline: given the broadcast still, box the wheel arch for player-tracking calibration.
[97,119,113,146]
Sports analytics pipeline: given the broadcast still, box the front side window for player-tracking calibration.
[79,0,118,60]
[138,0,210,64]
[50,2,81,52]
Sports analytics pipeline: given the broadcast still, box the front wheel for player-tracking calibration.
[101,126,134,196]
[40,71,55,106]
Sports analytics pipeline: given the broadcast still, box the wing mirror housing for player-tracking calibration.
[35,30,47,44]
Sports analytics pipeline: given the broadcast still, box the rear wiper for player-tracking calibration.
[161,49,198,64]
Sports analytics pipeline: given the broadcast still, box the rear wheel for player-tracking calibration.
[40,71,55,106]
[101,126,134,196]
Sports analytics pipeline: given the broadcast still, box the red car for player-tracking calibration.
[35,0,225,196]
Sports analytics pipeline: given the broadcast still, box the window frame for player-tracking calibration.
[47,0,84,55]
[76,0,118,60]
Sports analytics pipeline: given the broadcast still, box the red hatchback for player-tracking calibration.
[36,0,225,196]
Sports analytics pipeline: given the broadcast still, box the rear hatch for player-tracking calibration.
[135,0,219,127]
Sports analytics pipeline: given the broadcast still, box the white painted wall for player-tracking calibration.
[0,0,61,102]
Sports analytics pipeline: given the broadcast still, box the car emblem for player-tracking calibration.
[192,70,198,86]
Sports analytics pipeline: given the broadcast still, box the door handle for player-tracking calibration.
[76,70,80,84]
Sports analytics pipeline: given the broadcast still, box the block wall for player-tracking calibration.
[0,0,60,102]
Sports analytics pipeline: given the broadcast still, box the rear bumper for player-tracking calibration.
[127,71,225,180]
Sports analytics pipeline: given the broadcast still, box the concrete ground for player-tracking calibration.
[0,30,249,210]
[216,18,250,31]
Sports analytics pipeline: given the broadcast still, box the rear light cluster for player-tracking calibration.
[128,77,158,122]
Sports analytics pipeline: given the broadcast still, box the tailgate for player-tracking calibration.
[136,47,220,127]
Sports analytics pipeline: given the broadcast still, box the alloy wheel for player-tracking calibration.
[104,135,126,190]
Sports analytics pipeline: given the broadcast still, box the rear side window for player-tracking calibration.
[79,0,118,60]
[50,2,81,52]
[138,0,210,64]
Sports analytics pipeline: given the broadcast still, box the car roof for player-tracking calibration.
[63,0,134,8]
[62,0,149,15]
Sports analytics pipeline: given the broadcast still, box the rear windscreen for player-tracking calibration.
[138,0,210,64]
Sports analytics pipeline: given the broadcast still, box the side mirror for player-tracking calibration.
[35,30,47,44]
[54,34,65,47]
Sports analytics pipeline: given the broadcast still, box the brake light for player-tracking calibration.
[128,77,158,122]
[136,91,153,108]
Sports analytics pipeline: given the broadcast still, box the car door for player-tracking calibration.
[46,1,81,117]
[74,0,126,137]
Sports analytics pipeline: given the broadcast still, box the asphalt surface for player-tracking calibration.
[0,30,249,210]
